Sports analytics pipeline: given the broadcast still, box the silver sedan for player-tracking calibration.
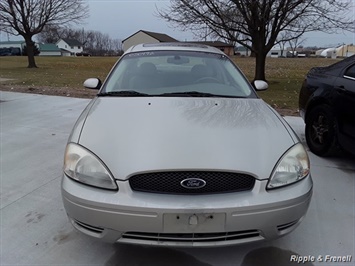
[61,43,312,247]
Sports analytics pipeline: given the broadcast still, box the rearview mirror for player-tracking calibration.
[167,56,190,65]
[83,78,102,90]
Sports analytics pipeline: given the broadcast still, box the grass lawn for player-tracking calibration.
[0,56,339,110]
[234,57,338,109]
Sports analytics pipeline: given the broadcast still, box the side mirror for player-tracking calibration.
[253,80,268,91]
[83,78,102,90]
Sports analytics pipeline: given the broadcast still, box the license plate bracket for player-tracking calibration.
[163,213,226,233]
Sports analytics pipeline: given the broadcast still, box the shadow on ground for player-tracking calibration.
[106,244,212,266]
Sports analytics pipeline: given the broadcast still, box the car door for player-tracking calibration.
[333,63,355,141]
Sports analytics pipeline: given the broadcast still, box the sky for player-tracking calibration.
[1,0,354,48]
[85,0,195,41]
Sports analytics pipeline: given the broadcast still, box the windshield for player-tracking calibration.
[101,51,257,98]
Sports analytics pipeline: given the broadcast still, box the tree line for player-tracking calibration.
[36,26,123,56]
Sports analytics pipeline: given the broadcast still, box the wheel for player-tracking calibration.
[194,77,221,83]
[305,105,339,156]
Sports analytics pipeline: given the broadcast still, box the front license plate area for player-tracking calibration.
[163,213,226,233]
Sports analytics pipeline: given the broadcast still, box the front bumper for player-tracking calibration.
[61,174,313,247]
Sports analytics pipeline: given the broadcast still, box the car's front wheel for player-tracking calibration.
[305,105,339,156]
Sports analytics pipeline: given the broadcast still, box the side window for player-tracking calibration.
[344,64,355,79]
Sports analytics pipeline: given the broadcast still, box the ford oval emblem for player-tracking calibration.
[181,178,206,189]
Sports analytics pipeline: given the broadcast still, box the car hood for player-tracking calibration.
[77,97,296,180]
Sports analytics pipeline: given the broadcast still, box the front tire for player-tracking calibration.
[305,105,339,156]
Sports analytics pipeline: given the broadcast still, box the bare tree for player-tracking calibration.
[276,31,291,57]
[0,0,89,68]
[157,0,354,81]
[288,36,307,57]
[36,25,63,43]
[110,39,123,55]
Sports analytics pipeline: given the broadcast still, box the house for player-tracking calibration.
[122,30,178,52]
[56,38,83,56]
[38,43,61,56]
[187,41,235,56]
[0,40,26,54]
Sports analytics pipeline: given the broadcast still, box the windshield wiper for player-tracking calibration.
[98,90,245,98]
[157,91,243,98]
[97,90,150,97]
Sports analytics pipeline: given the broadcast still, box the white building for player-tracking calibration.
[335,44,355,57]
[38,43,62,56]
[122,30,178,52]
[267,45,287,57]
[320,48,337,58]
[56,38,83,56]
[315,49,324,57]
[269,50,283,57]
[316,44,355,58]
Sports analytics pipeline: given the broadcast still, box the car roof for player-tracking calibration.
[310,55,355,76]
[124,42,226,55]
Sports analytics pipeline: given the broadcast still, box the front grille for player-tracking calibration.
[129,171,255,194]
[121,230,261,243]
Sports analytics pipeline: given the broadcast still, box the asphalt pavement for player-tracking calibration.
[0,91,354,266]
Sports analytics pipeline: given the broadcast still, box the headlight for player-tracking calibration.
[63,143,117,190]
[267,143,310,189]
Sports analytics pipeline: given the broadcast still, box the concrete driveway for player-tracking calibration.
[1,91,354,266]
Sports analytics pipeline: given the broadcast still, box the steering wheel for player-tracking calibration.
[194,77,221,83]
